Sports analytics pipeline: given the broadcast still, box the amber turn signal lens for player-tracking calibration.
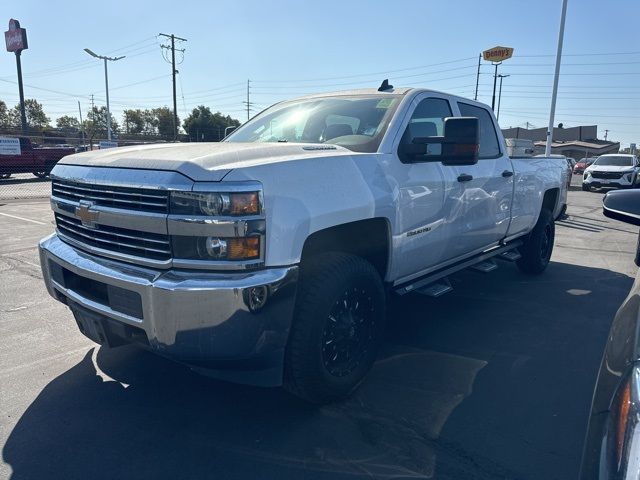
[227,237,260,260]
[230,192,259,215]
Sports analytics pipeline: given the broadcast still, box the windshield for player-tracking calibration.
[225,95,401,153]
[593,155,635,167]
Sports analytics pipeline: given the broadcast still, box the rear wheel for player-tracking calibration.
[517,209,555,275]
[284,252,385,404]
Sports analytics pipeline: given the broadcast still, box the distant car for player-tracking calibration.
[0,137,75,179]
[582,154,640,191]
[580,189,640,479]
[574,157,597,174]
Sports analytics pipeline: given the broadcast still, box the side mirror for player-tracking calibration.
[603,190,640,266]
[224,126,237,137]
[400,117,479,166]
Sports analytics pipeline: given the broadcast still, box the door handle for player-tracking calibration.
[457,174,473,182]
[502,170,514,178]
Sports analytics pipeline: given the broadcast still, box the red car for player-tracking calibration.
[0,137,75,179]
[573,157,597,175]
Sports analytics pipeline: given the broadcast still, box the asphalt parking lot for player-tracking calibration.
[1,176,638,480]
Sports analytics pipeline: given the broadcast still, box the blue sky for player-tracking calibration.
[1,0,638,146]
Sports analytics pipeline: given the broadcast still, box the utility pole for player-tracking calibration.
[159,33,187,141]
[604,129,609,141]
[77,101,85,145]
[474,54,481,101]
[545,0,569,157]
[243,79,254,121]
[84,48,125,141]
[491,62,501,111]
[496,74,510,121]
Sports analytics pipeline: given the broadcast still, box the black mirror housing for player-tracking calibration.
[402,117,479,166]
[603,190,640,227]
[603,190,640,266]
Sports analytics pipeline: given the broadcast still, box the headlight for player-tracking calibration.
[172,236,260,261]
[607,366,640,476]
[170,191,260,216]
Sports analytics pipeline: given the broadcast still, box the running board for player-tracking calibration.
[498,250,522,262]
[470,260,498,273]
[395,240,523,296]
[415,279,452,297]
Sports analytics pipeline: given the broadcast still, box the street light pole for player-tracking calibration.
[84,48,125,141]
[496,74,510,121]
[545,0,569,157]
[491,62,501,111]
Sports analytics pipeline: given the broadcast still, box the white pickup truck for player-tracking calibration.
[39,84,567,403]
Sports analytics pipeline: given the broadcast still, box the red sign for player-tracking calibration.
[5,19,28,53]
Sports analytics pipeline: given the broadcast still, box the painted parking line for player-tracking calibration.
[0,211,47,225]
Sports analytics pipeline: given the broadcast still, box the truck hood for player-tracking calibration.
[59,142,353,181]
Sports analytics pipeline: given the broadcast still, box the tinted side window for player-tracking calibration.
[408,97,452,136]
[458,102,501,158]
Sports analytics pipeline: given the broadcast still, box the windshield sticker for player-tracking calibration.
[376,99,394,109]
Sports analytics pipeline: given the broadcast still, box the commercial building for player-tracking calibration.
[501,125,620,159]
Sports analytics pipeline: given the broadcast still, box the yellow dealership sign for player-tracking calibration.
[482,46,514,63]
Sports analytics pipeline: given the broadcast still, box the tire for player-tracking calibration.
[517,209,555,275]
[0,173,11,180]
[582,183,590,191]
[32,171,50,179]
[284,252,385,404]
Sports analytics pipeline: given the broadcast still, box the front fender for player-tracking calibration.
[223,153,395,267]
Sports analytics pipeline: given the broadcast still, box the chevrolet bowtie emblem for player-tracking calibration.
[75,200,99,228]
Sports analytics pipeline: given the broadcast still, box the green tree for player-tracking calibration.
[56,115,80,133]
[0,100,8,128]
[9,99,50,129]
[183,106,240,141]
[153,107,178,138]
[122,109,144,134]
[84,106,119,139]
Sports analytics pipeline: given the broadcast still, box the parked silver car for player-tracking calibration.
[581,189,640,478]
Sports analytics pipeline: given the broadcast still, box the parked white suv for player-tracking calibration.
[582,154,640,191]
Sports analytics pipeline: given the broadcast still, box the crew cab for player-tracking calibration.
[582,153,640,191]
[0,137,75,179]
[39,85,567,403]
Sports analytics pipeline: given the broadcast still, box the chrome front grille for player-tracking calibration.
[54,213,171,261]
[52,179,169,214]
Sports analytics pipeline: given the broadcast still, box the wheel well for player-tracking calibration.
[542,188,559,213]
[301,218,390,278]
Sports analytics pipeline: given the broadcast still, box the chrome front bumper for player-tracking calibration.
[39,234,299,386]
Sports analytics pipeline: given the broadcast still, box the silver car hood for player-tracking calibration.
[59,142,352,181]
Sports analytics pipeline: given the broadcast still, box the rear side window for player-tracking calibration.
[458,102,501,158]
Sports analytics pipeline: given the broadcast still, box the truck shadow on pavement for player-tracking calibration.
[3,261,634,480]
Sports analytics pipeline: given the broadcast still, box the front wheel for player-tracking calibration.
[32,170,50,179]
[284,252,385,404]
[517,209,555,275]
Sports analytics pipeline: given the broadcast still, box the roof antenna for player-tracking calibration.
[378,79,393,92]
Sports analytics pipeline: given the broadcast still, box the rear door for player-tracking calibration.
[448,101,514,256]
